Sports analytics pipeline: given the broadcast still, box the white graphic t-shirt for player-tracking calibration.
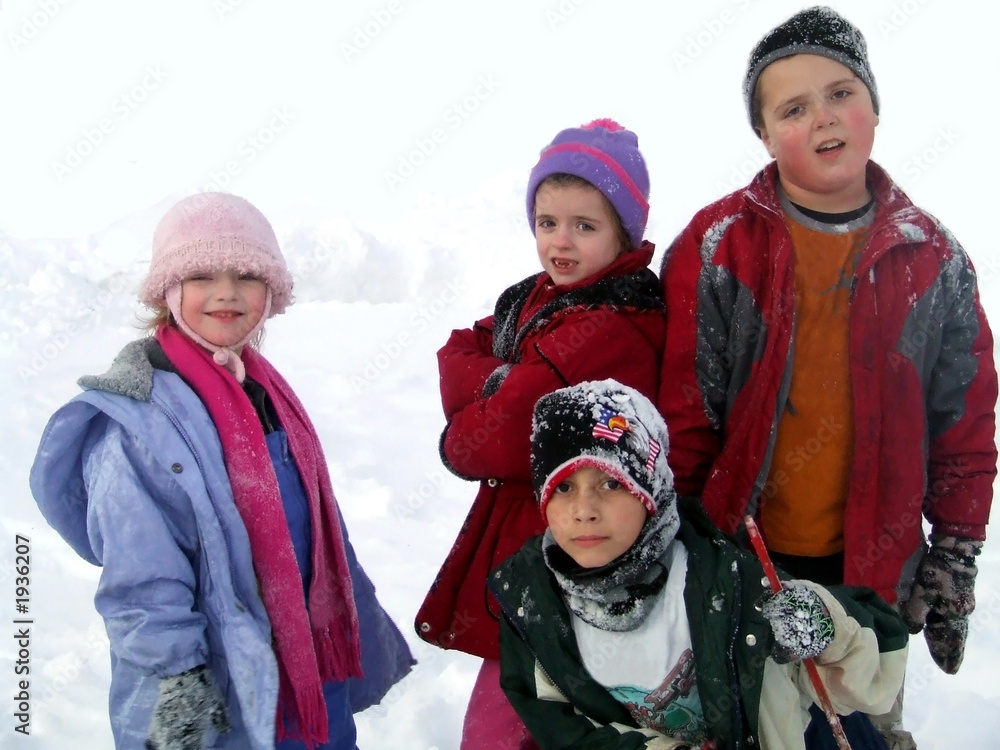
[571,542,708,743]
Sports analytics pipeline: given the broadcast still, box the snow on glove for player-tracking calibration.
[146,665,230,750]
[902,534,981,674]
[760,581,835,664]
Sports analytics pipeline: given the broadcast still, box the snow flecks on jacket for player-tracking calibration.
[658,160,997,605]
[899,222,927,243]
[699,214,740,266]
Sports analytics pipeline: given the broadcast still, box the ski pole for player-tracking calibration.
[744,516,854,750]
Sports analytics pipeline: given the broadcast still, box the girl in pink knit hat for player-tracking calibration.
[31,192,413,749]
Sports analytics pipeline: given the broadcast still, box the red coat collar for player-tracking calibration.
[527,241,656,313]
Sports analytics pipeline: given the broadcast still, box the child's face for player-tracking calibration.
[534,182,626,286]
[757,54,878,213]
[544,466,648,568]
[180,270,267,352]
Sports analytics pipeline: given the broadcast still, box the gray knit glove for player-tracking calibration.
[761,581,835,664]
[146,665,230,749]
[902,534,981,674]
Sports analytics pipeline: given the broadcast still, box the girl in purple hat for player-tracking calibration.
[30,192,414,749]
[415,120,666,749]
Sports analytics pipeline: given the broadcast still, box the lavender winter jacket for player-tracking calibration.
[30,339,413,749]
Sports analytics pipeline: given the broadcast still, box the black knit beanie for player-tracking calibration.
[744,6,879,135]
[530,379,674,516]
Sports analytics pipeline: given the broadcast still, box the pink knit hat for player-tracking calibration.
[140,192,294,315]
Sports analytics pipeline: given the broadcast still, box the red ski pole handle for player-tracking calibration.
[744,516,854,750]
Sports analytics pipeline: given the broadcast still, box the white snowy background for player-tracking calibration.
[2,0,999,747]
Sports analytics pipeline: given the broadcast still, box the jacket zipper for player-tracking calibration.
[151,393,249,609]
[726,559,747,748]
[489,571,566,706]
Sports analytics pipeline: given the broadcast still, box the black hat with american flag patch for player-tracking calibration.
[530,379,674,516]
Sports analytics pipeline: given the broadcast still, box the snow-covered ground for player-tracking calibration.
[2,1,999,748]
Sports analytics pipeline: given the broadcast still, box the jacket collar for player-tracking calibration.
[746,161,917,218]
[744,161,938,259]
[533,241,656,301]
[77,338,162,401]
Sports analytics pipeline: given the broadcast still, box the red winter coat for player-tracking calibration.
[417,244,665,659]
[658,162,997,604]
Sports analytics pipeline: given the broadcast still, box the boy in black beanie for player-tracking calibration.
[659,8,996,748]
[492,379,908,749]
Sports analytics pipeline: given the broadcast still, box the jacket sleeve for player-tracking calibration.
[788,582,908,717]
[658,224,726,497]
[84,420,209,678]
[438,316,506,420]
[442,309,662,480]
[498,615,682,750]
[923,246,998,541]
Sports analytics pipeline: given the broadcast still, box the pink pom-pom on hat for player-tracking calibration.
[581,118,626,132]
[140,192,294,316]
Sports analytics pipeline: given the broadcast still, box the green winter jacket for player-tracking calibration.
[490,497,909,750]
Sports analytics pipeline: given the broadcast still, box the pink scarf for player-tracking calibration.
[157,325,363,747]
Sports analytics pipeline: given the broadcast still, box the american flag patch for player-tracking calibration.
[646,438,661,470]
[593,406,628,442]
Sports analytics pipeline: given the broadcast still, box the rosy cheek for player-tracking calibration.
[775,135,814,173]
[846,110,877,135]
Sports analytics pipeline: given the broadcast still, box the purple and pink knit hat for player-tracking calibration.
[526,119,650,249]
[140,192,294,315]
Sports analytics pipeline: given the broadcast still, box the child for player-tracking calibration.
[493,379,909,749]
[416,119,666,749]
[30,192,414,749]
[657,7,997,748]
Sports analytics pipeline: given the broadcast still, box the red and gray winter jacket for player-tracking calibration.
[417,244,665,659]
[658,161,997,605]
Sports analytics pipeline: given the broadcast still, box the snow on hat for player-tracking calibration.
[531,379,674,517]
[744,6,879,135]
[140,192,294,315]
[526,119,650,249]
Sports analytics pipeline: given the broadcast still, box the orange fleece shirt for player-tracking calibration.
[760,215,869,556]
